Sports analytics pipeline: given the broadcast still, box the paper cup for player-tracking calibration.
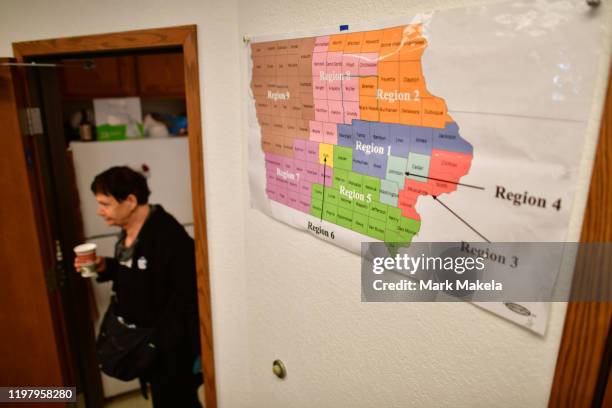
[74,243,98,278]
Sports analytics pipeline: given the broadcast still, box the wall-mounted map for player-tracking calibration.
[251,25,474,244]
[246,1,609,334]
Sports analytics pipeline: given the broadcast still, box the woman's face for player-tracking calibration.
[94,193,137,227]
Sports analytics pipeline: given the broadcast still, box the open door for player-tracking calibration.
[0,58,68,397]
[0,58,104,407]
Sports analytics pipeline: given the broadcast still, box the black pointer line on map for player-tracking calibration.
[433,195,491,243]
[405,172,485,190]
[320,157,327,222]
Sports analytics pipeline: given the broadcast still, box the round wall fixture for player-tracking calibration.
[272,359,287,379]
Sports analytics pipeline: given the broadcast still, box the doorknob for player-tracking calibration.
[272,359,286,379]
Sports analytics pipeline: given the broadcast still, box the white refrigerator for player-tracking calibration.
[70,137,194,398]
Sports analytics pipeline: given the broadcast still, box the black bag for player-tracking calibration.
[96,298,158,381]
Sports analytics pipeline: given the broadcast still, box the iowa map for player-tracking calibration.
[250,25,473,243]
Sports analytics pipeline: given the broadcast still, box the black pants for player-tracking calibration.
[142,348,202,407]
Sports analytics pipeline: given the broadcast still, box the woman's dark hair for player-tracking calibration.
[90,166,150,204]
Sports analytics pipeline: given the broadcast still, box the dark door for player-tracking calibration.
[0,59,104,407]
[0,59,69,403]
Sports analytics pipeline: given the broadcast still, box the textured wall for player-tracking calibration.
[0,0,610,407]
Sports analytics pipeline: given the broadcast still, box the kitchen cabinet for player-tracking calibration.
[60,55,137,99]
[137,53,185,98]
[60,52,184,99]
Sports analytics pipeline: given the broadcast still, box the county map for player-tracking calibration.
[250,25,473,243]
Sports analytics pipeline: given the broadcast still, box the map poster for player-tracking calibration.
[246,1,609,334]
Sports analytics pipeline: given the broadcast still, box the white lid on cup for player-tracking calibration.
[74,243,97,254]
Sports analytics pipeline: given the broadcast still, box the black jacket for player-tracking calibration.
[98,205,200,356]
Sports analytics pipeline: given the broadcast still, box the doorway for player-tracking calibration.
[9,26,216,408]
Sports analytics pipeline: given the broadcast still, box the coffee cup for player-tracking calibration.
[74,243,98,278]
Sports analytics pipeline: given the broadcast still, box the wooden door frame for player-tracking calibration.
[548,70,612,406]
[13,25,217,408]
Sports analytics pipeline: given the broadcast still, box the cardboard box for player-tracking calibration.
[93,97,144,141]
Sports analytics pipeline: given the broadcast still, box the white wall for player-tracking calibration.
[1,1,610,407]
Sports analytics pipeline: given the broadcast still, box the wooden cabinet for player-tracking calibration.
[61,56,137,99]
[137,53,184,98]
[60,52,184,99]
